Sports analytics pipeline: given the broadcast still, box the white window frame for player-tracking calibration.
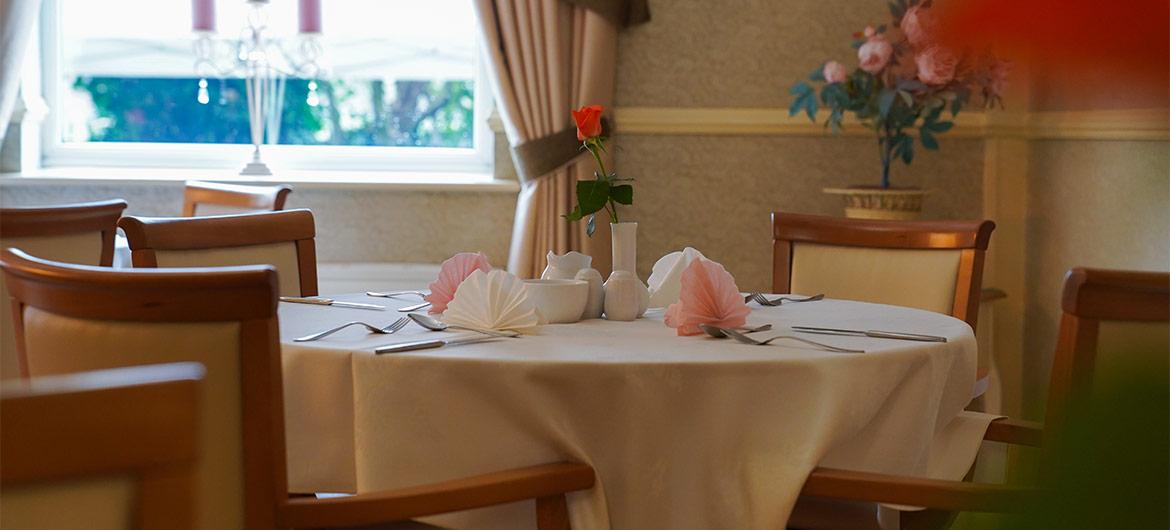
[36,0,494,176]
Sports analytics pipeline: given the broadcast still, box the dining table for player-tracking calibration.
[279,292,997,530]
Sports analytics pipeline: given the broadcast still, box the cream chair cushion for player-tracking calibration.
[790,243,962,316]
[1093,320,1170,394]
[22,308,245,530]
[1,476,135,530]
[0,232,106,380]
[192,204,264,217]
[153,242,303,296]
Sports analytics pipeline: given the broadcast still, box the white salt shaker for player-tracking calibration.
[575,268,605,319]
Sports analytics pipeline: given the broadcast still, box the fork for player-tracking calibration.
[294,317,410,342]
[366,290,428,299]
[746,293,825,307]
[701,325,864,353]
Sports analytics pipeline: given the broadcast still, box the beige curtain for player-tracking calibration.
[474,0,620,278]
[0,0,42,146]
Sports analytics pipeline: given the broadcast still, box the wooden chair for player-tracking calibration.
[118,209,318,296]
[772,212,996,397]
[1,362,203,530]
[182,181,293,217]
[790,267,1169,529]
[0,249,595,530]
[0,199,128,379]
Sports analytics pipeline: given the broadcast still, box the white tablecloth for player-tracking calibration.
[280,294,990,529]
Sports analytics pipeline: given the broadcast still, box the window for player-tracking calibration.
[41,0,493,174]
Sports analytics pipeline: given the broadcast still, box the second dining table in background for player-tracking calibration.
[279,293,986,530]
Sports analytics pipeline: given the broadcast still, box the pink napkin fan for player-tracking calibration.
[664,258,751,336]
[426,252,492,315]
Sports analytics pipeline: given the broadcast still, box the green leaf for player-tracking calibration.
[900,136,914,164]
[809,64,826,81]
[803,93,817,121]
[574,179,610,216]
[897,79,927,92]
[562,205,585,222]
[889,2,904,20]
[878,88,897,120]
[919,128,938,150]
[610,184,634,205]
[950,98,962,117]
[928,121,954,133]
[789,81,812,96]
[898,90,913,107]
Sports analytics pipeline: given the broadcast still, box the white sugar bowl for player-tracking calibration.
[523,279,589,324]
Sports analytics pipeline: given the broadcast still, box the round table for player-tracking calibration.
[279,293,986,530]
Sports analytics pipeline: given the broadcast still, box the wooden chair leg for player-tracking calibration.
[535,494,571,530]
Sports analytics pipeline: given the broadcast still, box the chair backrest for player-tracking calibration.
[1,363,203,530]
[0,249,288,530]
[0,200,128,379]
[772,212,995,331]
[182,181,293,217]
[118,209,318,296]
[1045,268,1169,431]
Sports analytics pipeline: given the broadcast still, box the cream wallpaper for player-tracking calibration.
[615,134,984,291]
[1022,139,1170,411]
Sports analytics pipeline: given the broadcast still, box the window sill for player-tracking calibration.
[0,166,520,193]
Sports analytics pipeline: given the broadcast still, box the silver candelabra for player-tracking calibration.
[192,0,323,176]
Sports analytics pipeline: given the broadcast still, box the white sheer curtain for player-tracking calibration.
[0,0,42,146]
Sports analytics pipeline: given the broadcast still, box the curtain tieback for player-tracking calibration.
[510,117,611,185]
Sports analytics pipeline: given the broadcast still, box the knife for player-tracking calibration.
[280,297,387,311]
[791,326,947,343]
[375,334,501,354]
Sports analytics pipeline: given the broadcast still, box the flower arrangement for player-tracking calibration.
[789,0,1009,189]
[563,104,633,236]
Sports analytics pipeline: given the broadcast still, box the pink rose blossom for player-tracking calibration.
[900,6,937,48]
[915,45,959,85]
[858,36,893,74]
[823,61,848,83]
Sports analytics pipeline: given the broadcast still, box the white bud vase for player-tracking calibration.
[610,222,638,274]
[603,270,642,321]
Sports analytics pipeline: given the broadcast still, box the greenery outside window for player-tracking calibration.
[40,0,493,175]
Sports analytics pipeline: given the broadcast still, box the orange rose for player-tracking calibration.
[571,104,604,141]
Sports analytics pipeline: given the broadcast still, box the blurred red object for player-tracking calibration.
[937,0,1169,108]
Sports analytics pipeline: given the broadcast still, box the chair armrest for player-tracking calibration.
[280,462,595,528]
[801,467,1040,513]
[984,417,1043,447]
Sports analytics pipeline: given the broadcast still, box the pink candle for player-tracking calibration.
[298,0,322,33]
[192,0,215,32]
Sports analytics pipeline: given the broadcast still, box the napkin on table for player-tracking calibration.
[664,257,750,336]
[426,252,492,315]
[647,247,707,308]
[442,270,541,332]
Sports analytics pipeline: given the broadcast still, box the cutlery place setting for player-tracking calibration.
[292,303,521,354]
[743,293,825,307]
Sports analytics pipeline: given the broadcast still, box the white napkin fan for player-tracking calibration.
[647,247,707,308]
[443,269,541,331]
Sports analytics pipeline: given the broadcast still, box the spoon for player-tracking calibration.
[700,323,773,338]
[406,313,519,338]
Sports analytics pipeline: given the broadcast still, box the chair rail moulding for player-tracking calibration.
[613,107,988,137]
[612,107,1170,141]
[1027,108,1170,141]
